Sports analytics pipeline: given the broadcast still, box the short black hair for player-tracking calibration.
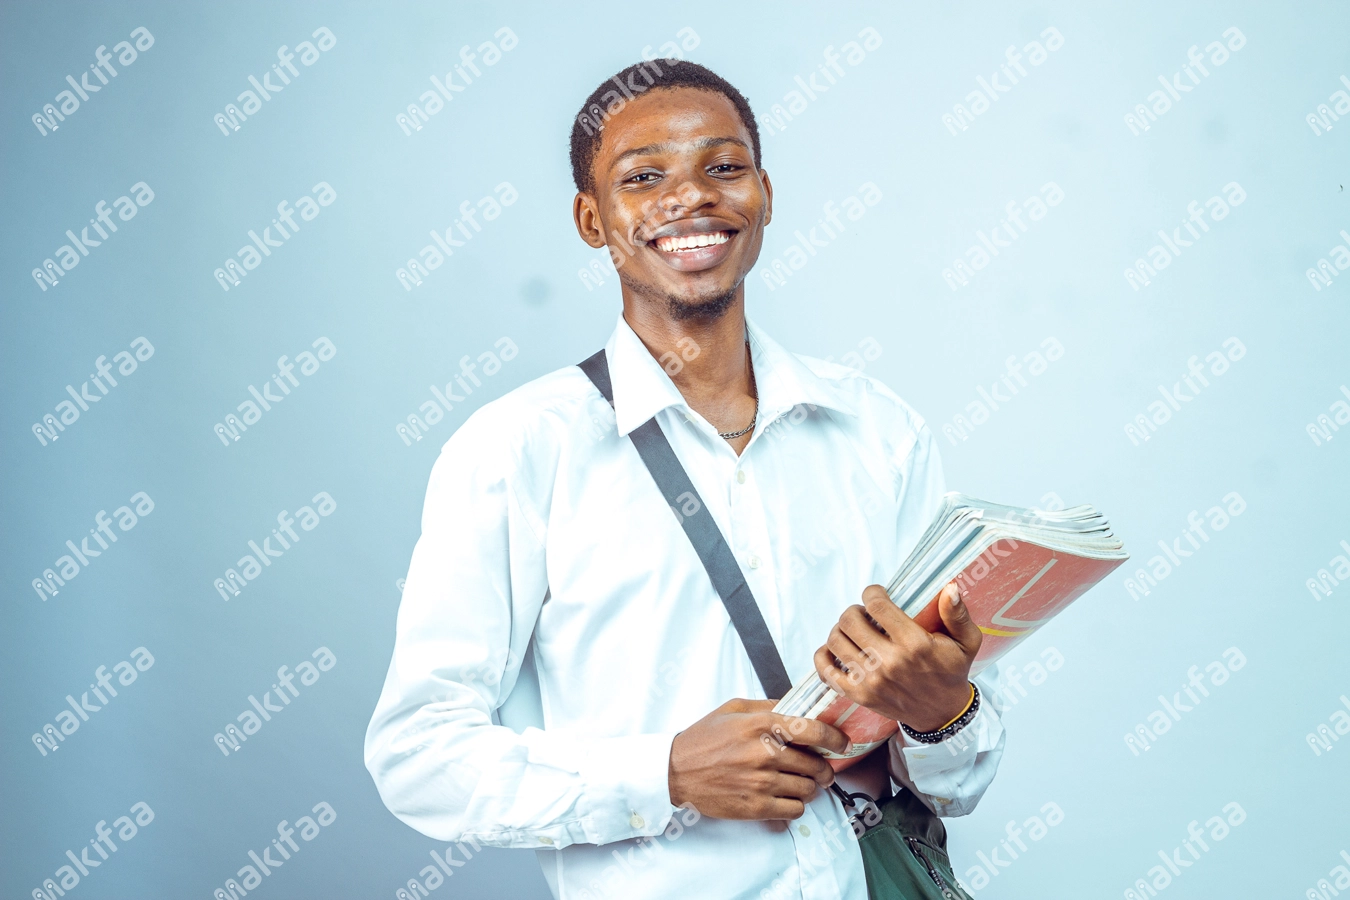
[569,60,761,194]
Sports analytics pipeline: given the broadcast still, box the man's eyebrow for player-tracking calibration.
[609,136,750,171]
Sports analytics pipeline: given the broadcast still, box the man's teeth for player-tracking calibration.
[655,232,730,252]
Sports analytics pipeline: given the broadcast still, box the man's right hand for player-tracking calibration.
[667,698,850,820]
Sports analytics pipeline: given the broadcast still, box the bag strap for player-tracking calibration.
[578,350,793,699]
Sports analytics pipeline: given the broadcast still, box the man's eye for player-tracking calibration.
[709,164,741,174]
[629,173,660,184]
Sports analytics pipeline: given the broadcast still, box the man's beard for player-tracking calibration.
[665,286,737,322]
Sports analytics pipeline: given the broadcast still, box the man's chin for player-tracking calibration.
[665,287,738,322]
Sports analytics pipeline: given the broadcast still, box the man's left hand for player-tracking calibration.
[812,582,982,733]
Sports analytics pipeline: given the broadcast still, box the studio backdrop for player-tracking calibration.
[3,1,1348,897]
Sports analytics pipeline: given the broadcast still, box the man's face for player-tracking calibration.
[574,86,772,318]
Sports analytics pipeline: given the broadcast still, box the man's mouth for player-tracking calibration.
[652,231,733,253]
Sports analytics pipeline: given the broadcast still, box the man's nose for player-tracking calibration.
[658,176,718,217]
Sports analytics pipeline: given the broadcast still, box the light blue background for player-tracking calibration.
[3,1,1347,896]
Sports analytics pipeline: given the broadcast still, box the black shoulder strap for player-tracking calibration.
[579,350,793,699]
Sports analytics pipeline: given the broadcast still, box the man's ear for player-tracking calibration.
[760,169,774,227]
[573,193,608,249]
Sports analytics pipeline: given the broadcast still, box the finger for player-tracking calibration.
[768,713,851,756]
[859,584,906,633]
[814,645,848,692]
[771,746,836,786]
[825,627,869,675]
[762,798,806,820]
[769,772,822,802]
[836,603,888,649]
[862,584,928,642]
[722,697,777,714]
[937,582,983,658]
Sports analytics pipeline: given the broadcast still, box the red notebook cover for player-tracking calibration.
[813,538,1125,769]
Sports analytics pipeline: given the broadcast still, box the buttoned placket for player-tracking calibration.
[676,407,852,899]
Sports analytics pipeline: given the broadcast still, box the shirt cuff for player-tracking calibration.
[895,702,1000,775]
[578,731,679,846]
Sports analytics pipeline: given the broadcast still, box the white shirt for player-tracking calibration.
[365,315,1005,900]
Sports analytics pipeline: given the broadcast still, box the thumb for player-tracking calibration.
[937,582,983,658]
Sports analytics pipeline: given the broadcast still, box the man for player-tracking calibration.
[365,60,1005,899]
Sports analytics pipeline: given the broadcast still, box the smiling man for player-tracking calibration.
[365,61,1005,900]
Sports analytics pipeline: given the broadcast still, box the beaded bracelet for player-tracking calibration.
[900,683,980,744]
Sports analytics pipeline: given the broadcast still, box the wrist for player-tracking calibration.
[900,683,980,744]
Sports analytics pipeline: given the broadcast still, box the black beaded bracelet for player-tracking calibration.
[900,683,981,744]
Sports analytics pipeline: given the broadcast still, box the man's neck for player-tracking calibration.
[621,287,758,452]
[621,290,751,400]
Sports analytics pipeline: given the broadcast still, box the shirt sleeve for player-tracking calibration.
[886,670,1006,817]
[881,416,1007,817]
[363,414,679,850]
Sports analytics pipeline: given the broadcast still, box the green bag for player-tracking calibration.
[844,787,974,900]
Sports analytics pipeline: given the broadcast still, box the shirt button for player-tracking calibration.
[748,555,761,569]
[539,836,554,845]
[798,824,811,837]
[630,813,645,829]
[736,470,746,484]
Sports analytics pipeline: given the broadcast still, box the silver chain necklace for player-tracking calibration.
[717,345,758,440]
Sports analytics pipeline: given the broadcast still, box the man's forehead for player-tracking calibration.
[598,88,748,162]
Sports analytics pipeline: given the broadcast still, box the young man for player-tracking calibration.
[365,61,1005,899]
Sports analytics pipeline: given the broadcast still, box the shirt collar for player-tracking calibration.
[604,314,858,437]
